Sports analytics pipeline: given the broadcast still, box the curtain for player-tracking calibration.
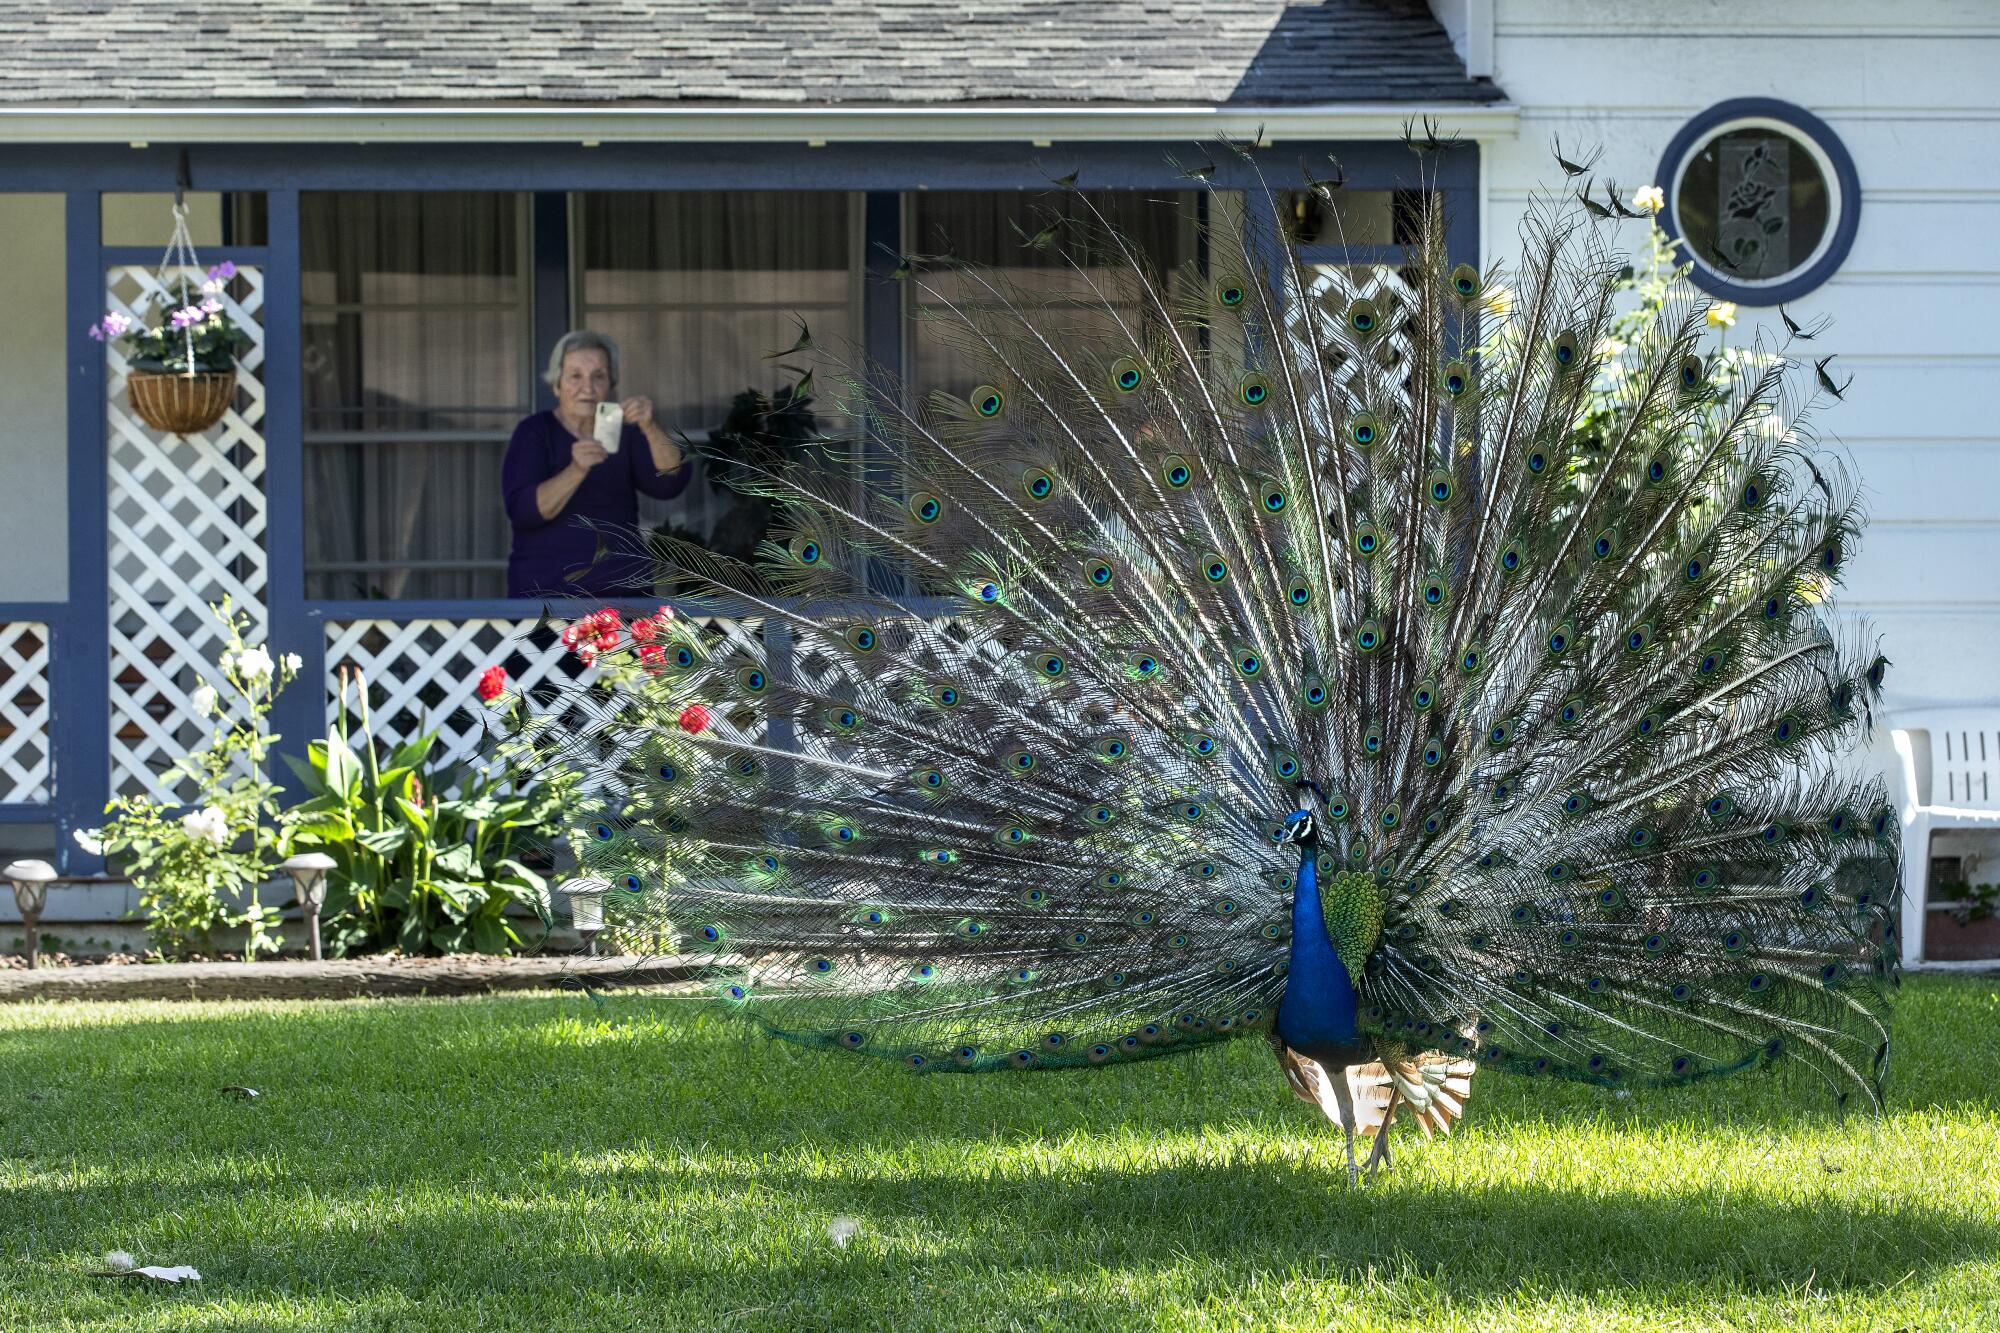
[301,192,526,600]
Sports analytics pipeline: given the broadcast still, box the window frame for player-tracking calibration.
[1654,97,1862,307]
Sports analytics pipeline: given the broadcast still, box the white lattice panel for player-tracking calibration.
[0,623,51,803]
[106,264,267,801]
[324,615,763,793]
[1297,263,1420,419]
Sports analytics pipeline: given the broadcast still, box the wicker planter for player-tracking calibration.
[126,369,236,434]
[1923,906,2000,962]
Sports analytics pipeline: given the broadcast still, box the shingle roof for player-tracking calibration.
[0,1,1502,106]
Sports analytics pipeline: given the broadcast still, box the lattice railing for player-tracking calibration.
[105,264,267,801]
[0,622,51,804]
[323,615,763,795]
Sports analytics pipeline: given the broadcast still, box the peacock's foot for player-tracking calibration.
[1360,1120,1394,1178]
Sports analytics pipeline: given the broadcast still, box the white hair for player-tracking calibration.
[543,329,620,391]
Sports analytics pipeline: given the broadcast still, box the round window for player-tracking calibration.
[1655,98,1860,306]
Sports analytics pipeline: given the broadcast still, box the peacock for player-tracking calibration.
[508,134,1902,1181]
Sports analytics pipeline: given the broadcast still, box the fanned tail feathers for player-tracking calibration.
[509,154,1900,1112]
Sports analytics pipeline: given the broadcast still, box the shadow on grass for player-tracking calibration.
[2,986,1996,1321]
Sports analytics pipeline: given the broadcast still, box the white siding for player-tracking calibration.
[1478,0,2000,716]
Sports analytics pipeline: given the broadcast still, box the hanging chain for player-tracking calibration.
[154,202,204,378]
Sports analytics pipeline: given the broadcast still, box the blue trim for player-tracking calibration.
[0,602,66,619]
[0,805,54,824]
[861,191,904,595]
[1653,98,1861,308]
[262,190,319,796]
[530,193,570,414]
[99,245,270,267]
[0,140,1432,193]
[57,191,109,874]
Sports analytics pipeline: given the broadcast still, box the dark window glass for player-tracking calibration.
[907,191,1201,398]
[1675,128,1832,284]
[300,192,528,600]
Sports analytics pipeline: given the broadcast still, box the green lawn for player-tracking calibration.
[1,976,1995,1332]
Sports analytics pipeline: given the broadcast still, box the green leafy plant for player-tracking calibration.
[1941,882,1999,926]
[281,666,560,956]
[82,599,295,958]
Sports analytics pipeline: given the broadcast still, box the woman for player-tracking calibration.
[502,330,692,599]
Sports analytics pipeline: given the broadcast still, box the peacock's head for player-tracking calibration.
[1279,806,1317,847]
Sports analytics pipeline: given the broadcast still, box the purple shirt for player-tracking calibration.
[502,410,692,598]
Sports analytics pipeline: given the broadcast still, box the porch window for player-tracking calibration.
[574,191,863,565]
[906,191,1201,399]
[301,191,531,600]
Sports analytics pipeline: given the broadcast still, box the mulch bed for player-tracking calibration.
[0,954,693,1003]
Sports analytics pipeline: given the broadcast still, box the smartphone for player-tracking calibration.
[593,401,625,453]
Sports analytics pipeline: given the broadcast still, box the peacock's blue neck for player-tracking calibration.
[1274,841,1360,1049]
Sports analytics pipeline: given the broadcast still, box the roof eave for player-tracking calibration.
[0,101,1520,145]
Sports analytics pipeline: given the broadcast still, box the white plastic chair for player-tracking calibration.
[1889,710,2000,968]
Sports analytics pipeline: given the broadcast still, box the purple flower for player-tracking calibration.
[200,297,224,315]
[208,261,237,281]
[170,306,203,330]
[88,322,104,341]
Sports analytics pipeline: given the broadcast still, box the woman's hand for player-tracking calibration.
[569,438,610,473]
[621,396,654,430]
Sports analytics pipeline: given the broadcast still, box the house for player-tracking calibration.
[0,1,1991,964]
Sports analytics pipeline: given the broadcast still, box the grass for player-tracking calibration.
[0,976,1995,1332]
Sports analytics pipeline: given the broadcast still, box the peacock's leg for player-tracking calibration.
[1330,1074,1361,1186]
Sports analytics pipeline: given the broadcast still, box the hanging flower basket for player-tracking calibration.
[86,202,251,437]
[126,369,237,434]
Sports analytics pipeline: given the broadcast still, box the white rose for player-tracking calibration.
[283,652,303,673]
[180,805,230,848]
[191,684,219,717]
[1632,185,1665,214]
[234,645,274,683]
[73,827,104,856]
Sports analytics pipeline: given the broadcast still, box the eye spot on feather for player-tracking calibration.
[1237,373,1271,407]
[1162,456,1193,489]
[971,384,1005,418]
[1021,467,1056,501]
[1110,357,1145,393]
[909,492,944,524]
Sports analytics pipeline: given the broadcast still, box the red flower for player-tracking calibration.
[476,664,507,701]
[595,630,619,651]
[678,703,711,735]
[630,617,657,643]
[559,624,582,648]
[638,643,667,670]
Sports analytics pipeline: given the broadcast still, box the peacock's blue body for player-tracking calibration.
[1273,814,1364,1062]
[512,136,1901,1171]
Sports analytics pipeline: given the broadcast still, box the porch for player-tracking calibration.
[0,139,1482,882]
